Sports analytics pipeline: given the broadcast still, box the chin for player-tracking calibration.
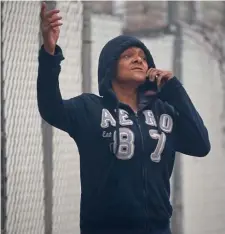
[132,75,146,84]
[118,74,146,85]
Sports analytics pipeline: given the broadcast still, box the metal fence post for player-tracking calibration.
[171,23,184,234]
[169,2,184,234]
[82,1,92,93]
[1,2,7,234]
[38,2,56,234]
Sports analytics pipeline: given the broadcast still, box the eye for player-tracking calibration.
[139,54,146,60]
[122,54,130,59]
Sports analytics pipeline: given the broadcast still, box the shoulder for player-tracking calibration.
[77,93,103,105]
[65,93,103,110]
[154,98,177,117]
[67,93,102,102]
[81,93,103,102]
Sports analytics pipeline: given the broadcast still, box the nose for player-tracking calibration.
[133,55,143,64]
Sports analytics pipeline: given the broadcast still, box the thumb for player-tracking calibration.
[40,2,46,18]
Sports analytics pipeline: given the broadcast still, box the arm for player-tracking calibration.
[159,77,211,157]
[37,45,81,137]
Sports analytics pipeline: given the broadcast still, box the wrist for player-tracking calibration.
[43,43,55,55]
[39,44,65,65]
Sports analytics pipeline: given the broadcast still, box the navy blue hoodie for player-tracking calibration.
[37,35,210,233]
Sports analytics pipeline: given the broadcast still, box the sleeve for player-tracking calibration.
[37,44,83,138]
[159,77,211,157]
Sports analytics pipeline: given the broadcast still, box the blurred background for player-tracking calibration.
[1,1,225,234]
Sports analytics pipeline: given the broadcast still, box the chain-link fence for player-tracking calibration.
[1,1,225,234]
[1,1,84,234]
[2,2,44,234]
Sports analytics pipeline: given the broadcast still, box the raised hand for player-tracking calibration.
[40,2,63,55]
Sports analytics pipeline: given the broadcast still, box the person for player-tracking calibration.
[37,2,211,234]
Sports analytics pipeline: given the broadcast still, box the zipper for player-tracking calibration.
[135,112,144,152]
[135,112,149,229]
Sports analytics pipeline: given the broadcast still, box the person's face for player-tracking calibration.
[116,47,149,85]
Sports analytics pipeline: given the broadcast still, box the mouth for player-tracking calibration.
[131,67,144,71]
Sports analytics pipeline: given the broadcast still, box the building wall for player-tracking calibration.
[125,1,168,32]
[181,30,225,234]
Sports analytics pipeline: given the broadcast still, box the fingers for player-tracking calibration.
[147,68,172,88]
[147,68,161,82]
[40,4,62,31]
[49,15,62,24]
[50,21,63,29]
[41,9,61,23]
[40,2,46,19]
[156,72,167,87]
[40,2,62,24]
[41,2,46,12]
[45,9,60,19]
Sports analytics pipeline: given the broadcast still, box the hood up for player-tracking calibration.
[98,35,157,98]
